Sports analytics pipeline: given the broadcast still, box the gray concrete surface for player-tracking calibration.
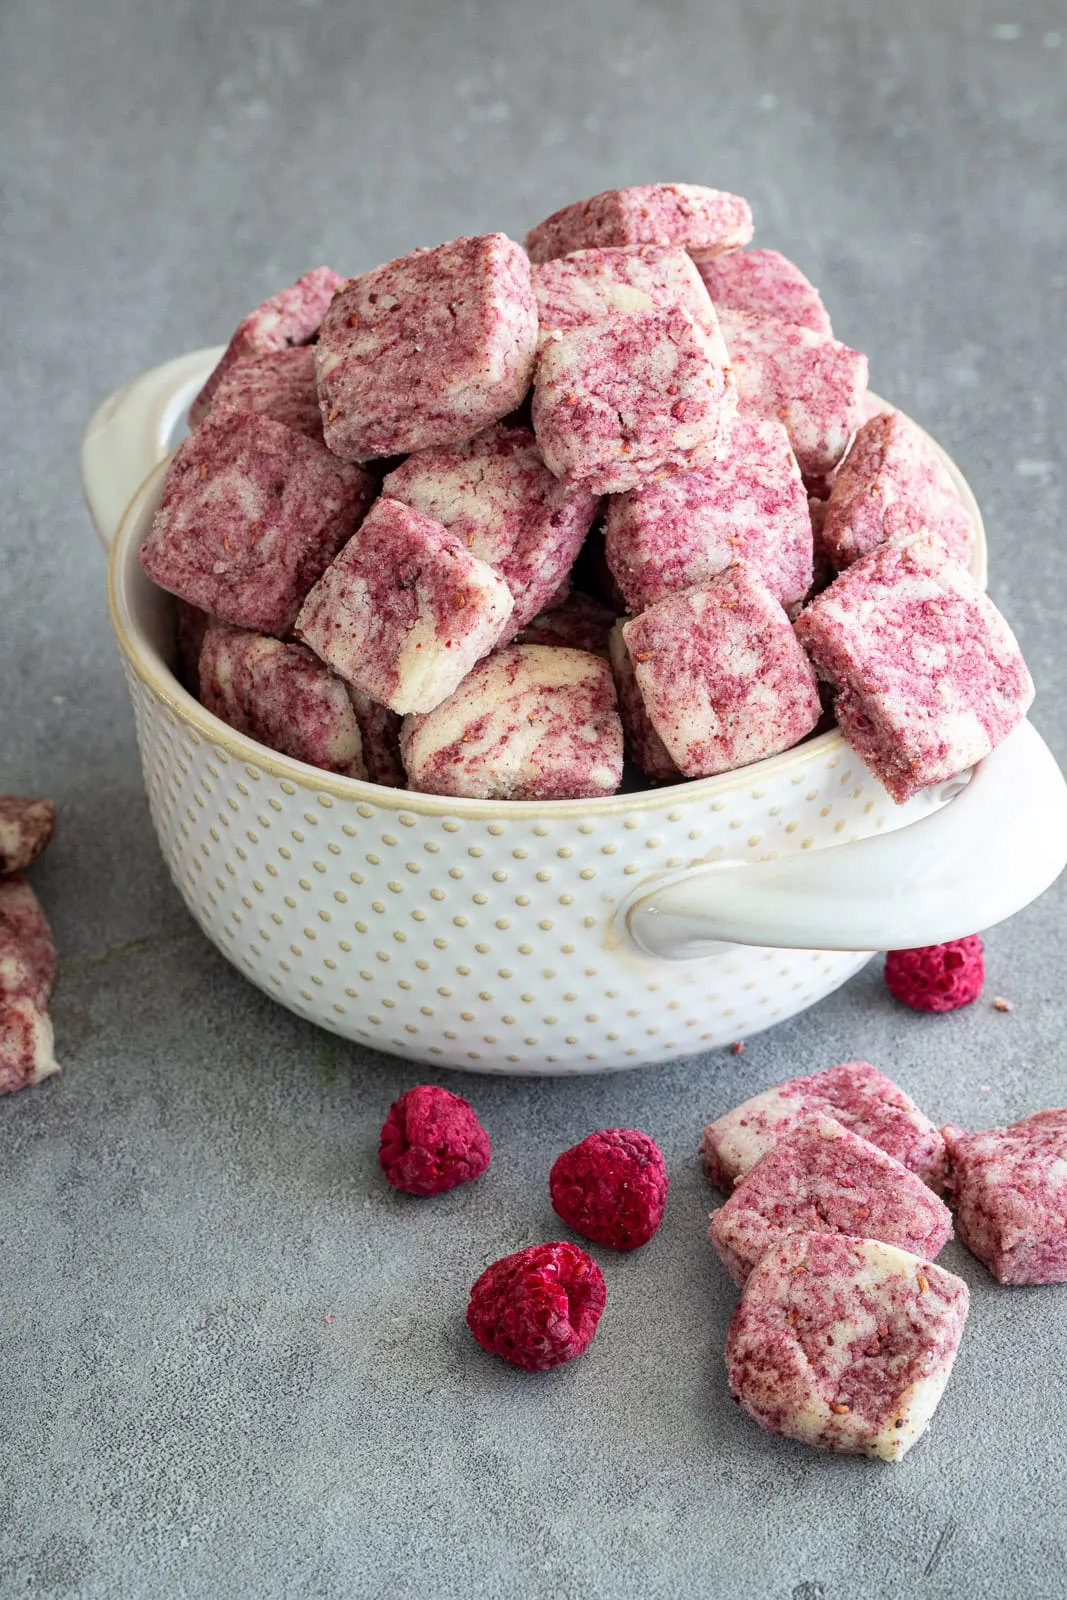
[2,1,1066,1594]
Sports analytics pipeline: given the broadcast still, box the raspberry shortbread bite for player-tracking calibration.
[296,498,514,717]
[516,592,617,658]
[701,1061,948,1193]
[622,565,820,777]
[709,1117,954,1286]
[697,248,832,335]
[401,645,623,801]
[0,798,56,875]
[942,1112,1067,1284]
[718,308,868,478]
[382,424,599,633]
[526,184,753,263]
[532,308,735,494]
[316,235,537,460]
[531,245,721,345]
[199,624,367,777]
[207,347,324,441]
[139,413,375,636]
[604,418,812,613]
[190,266,344,426]
[0,876,58,1095]
[726,1232,969,1460]
[822,410,976,571]
[607,621,679,781]
[794,532,1034,802]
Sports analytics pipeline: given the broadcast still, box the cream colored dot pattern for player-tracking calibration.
[126,671,946,1075]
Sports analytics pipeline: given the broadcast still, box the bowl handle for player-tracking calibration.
[623,719,1067,958]
[80,347,223,549]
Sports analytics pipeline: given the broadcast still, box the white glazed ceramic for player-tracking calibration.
[81,350,1067,1074]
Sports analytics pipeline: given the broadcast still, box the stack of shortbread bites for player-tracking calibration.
[140,183,1034,801]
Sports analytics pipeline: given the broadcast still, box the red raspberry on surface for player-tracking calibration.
[884,936,985,1013]
[378,1085,491,1196]
[549,1128,669,1249]
[466,1242,606,1371]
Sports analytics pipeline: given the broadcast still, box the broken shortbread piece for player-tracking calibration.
[0,798,56,876]
[0,875,58,1095]
[942,1111,1067,1284]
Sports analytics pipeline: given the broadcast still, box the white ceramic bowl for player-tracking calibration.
[81,350,1067,1074]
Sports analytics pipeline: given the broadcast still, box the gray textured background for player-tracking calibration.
[2,1,1066,1595]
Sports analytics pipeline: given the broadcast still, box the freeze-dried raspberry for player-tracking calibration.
[378,1085,491,1196]
[549,1128,668,1250]
[884,936,985,1013]
[466,1242,606,1371]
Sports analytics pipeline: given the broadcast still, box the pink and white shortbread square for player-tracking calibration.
[532,307,735,495]
[401,645,623,801]
[607,621,679,782]
[709,1116,954,1286]
[794,531,1034,803]
[207,347,324,441]
[199,623,368,778]
[701,1061,948,1193]
[621,564,820,778]
[697,248,832,335]
[295,497,514,717]
[139,412,375,637]
[821,410,976,571]
[382,424,599,634]
[0,875,58,1096]
[531,244,722,346]
[717,307,868,478]
[942,1111,1067,1284]
[316,235,538,460]
[525,184,753,263]
[604,417,812,614]
[725,1231,969,1461]
[190,266,344,427]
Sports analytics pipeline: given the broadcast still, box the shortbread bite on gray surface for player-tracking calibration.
[296,498,514,717]
[726,1232,969,1461]
[701,1060,948,1192]
[604,418,812,613]
[622,565,820,778]
[531,245,721,346]
[532,307,735,495]
[0,875,58,1095]
[709,1116,954,1286]
[208,347,324,441]
[316,235,537,461]
[822,410,975,571]
[718,308,868,478]
[199,624,367,778]
[525,184,753,263]
[697,248,832,335]
[139,413,375,637]
[0,798,56,876]
[401,645,623,800]
[942,1112,1067,1285]
[515,592,617,659]
[795,531,1034,803]
[607,622,679,781]
[382,424,599,633]
[190,266,344,426]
